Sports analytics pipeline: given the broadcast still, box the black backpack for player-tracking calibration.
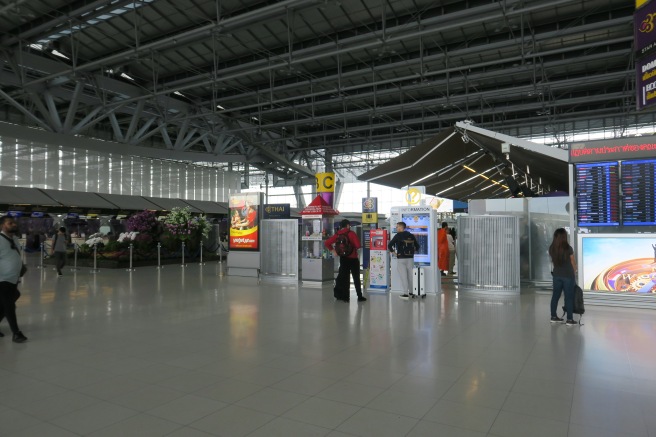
[562,284,585,325]
[397,235,417,257]
[334,232,353,257]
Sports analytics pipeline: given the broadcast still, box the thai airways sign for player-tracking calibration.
[636,1,656,109]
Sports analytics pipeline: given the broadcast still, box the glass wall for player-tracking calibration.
[0,138,241,202]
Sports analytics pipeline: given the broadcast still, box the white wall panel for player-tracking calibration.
[0,138,239,201]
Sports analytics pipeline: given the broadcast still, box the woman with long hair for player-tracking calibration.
[548,228,577,326]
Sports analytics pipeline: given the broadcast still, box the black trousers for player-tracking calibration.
[337,257,362,297]
[0,281,21,334]
[54,251,66,273]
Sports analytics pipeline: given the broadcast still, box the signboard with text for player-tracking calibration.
[637,52,656,110]
[262,203,291,219]
[569,135,656,163]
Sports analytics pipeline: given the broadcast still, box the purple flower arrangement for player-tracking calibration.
[162,207,211,240]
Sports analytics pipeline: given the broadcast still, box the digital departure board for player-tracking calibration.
[621,159,656,226]
[576,162,620,226]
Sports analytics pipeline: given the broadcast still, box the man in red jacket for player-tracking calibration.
[325,219,366,302]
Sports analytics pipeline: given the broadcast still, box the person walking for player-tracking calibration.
[447,227,457,275]
[0,216,28,343]
[325,219,366,302]
[388,221,420,299]
[437,222,450,276]
[549,228,577,326]
[51,226,68,276]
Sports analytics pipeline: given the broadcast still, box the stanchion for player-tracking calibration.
[199,244,205,265]
[70,243,79,271]
[20,244,27,265]
[156,242,162,269]
[218,244,223,264]
[37,242,44,269]
[90,243,100,273]
[181,242,186,267]
[126,243,135,272]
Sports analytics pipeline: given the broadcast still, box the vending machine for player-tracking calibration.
[389,206,440,295]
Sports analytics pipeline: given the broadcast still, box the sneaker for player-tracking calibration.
[400,294,410,300]
[357,296,367,302]
[550,316,564,323]
[565,319,577,326]
[409,293,416,299]
[12,331,27,343]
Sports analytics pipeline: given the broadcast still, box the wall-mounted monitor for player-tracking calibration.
[575,162,620,226]
[621,159,656,226]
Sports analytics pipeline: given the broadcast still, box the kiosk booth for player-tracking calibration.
[300,195,338,283]
[388,205,440,295]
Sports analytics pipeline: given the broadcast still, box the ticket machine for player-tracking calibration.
[389,206,440,295]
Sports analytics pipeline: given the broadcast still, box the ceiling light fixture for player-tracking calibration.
[51,49,70,59]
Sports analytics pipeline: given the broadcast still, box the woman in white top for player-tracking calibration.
[447,228,456,275]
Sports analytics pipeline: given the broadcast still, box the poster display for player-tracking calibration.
[229,193,261,250]
[368,229,389,290]
[579,234,656,293]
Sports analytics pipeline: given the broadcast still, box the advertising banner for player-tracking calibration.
[637,52,656,110]
[369,229,390,290]
[262,203,291,219]
[229,193,261,251]
[635,0,656,58]
[580,234,656,293]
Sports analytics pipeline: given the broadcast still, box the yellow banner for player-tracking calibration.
[316,172,335,193]
[637,0,650,8]
[362,213,378,224]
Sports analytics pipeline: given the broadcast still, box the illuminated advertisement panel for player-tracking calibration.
[229,193,261,251]
[580,234,656,293]
[401,213,430,266]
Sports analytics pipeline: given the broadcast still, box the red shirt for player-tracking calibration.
[246,209,257,227]
[324,228,360,259]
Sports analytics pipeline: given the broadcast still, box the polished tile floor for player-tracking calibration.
[1,261,655,437]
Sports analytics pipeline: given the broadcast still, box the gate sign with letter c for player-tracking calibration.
[316,172,335,193]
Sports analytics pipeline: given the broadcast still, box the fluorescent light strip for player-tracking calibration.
[36,0,155,44]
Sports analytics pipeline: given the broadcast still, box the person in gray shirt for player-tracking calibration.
[0,216,28,343]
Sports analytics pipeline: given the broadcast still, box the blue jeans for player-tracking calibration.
[551,276,575,320]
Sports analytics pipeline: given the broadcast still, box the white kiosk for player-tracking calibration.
[389,206,441,296]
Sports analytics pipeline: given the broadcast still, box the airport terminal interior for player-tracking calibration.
[1,263,655,437]
[2,0,656,436]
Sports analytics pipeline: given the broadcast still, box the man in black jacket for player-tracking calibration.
[388,222,420,299]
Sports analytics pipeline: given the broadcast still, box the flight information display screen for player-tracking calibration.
[621,159,656,226]
[576,162,620,226]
